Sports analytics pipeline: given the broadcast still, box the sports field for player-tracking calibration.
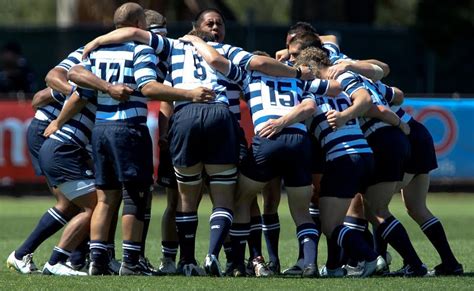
[1,193,473,290]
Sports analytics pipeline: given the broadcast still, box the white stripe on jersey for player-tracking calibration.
[238,72,311,134]
[92,50,133,60]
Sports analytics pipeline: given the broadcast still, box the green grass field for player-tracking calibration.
[1,193,473,290]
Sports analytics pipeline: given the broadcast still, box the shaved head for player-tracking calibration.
[113,2,146,29]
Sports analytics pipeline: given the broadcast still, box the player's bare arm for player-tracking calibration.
[82,27,151,59]
[68,65,133,101]
[259,98,316,139]
[327,60,386,81]
[249,55,313,80]
[179,34,231,75]
[43,91,88,137]
[326,88,372,129]
[31,87,54,110]
[140,81,215,103]
[45,67,75,96]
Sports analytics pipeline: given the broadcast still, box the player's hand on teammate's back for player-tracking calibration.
[43,120,60,137]
[107,84,133,101]
[258,118,284,139]
[81,40,100,60]
[399,121,411,135]
[188,87,215,102]
[325,109,347,130]
[327,62,350,80]
[179,34,202,44]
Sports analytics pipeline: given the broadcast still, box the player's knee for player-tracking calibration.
[122,183,151,221]
[174,170,202,186]
[208,168,238,185]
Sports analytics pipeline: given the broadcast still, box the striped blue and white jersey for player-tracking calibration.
[49,88,97,148]
[307,92,372,161]
[55,47,84,72]
[81,42,158,125]
[35,47,84,122]
[148,33,253,119]
[227,67,328,134]
[166,42,238,110]
[337,71,391,137]
[374,81,413,123]
[322,42,346,64]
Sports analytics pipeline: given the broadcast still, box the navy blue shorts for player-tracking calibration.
[241,128,312,187]
[169,103,240,167]
[310,135,325,174]
[39,138,94,187]
[320,153,374,199]
[92,122,154,189]
[156,146,178,189]
[405,119,438,174]
[27,118,49,176]
[366,126,411,184]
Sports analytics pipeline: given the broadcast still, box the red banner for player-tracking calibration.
[0,100,255,184]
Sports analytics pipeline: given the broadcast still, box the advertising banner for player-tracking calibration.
[1,99,473,184]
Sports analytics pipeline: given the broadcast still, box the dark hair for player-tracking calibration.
[252,50,270,57]
[188,29,216,42]
[194,8,225,26]
[288,21,318,35]
[288,32,323,50]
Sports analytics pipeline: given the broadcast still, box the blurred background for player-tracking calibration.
[0,0,473,98]
[0,0,473,192]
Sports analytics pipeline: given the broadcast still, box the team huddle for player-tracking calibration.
[6,2,463,278]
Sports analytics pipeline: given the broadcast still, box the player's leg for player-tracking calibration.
[156,147,179,274]
[365,127,426,277]
[43,181,97,276]
[261,178,282,273]
[204,163,238,276]
[286,185,319,277]
[173,163,203,275]
[230,173,266,277]
[89,188,122,275]
[7,137,79,274]
[402,174,462,275]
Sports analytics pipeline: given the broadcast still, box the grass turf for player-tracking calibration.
[0,192,473,290]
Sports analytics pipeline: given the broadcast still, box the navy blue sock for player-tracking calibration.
[376,216,423,267]
[326,235,342,269]
[175,211,198,264]
[16,207,69,259]
[334,225,378,263]
[223,240,233,263]
[161,241,178,260]
[208,207,233,257]
[90,240,109,267]
[248,215,263,259]
[421,217,458,266]
[106,243,116,261]
[342,216,371,266]
[69,238,89,266]
[373,224,388,260]
[296,223,319,267]
[229,223,250,265]
[48,246,71,265]
[262,214,280,263]
[123,240,141,265]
